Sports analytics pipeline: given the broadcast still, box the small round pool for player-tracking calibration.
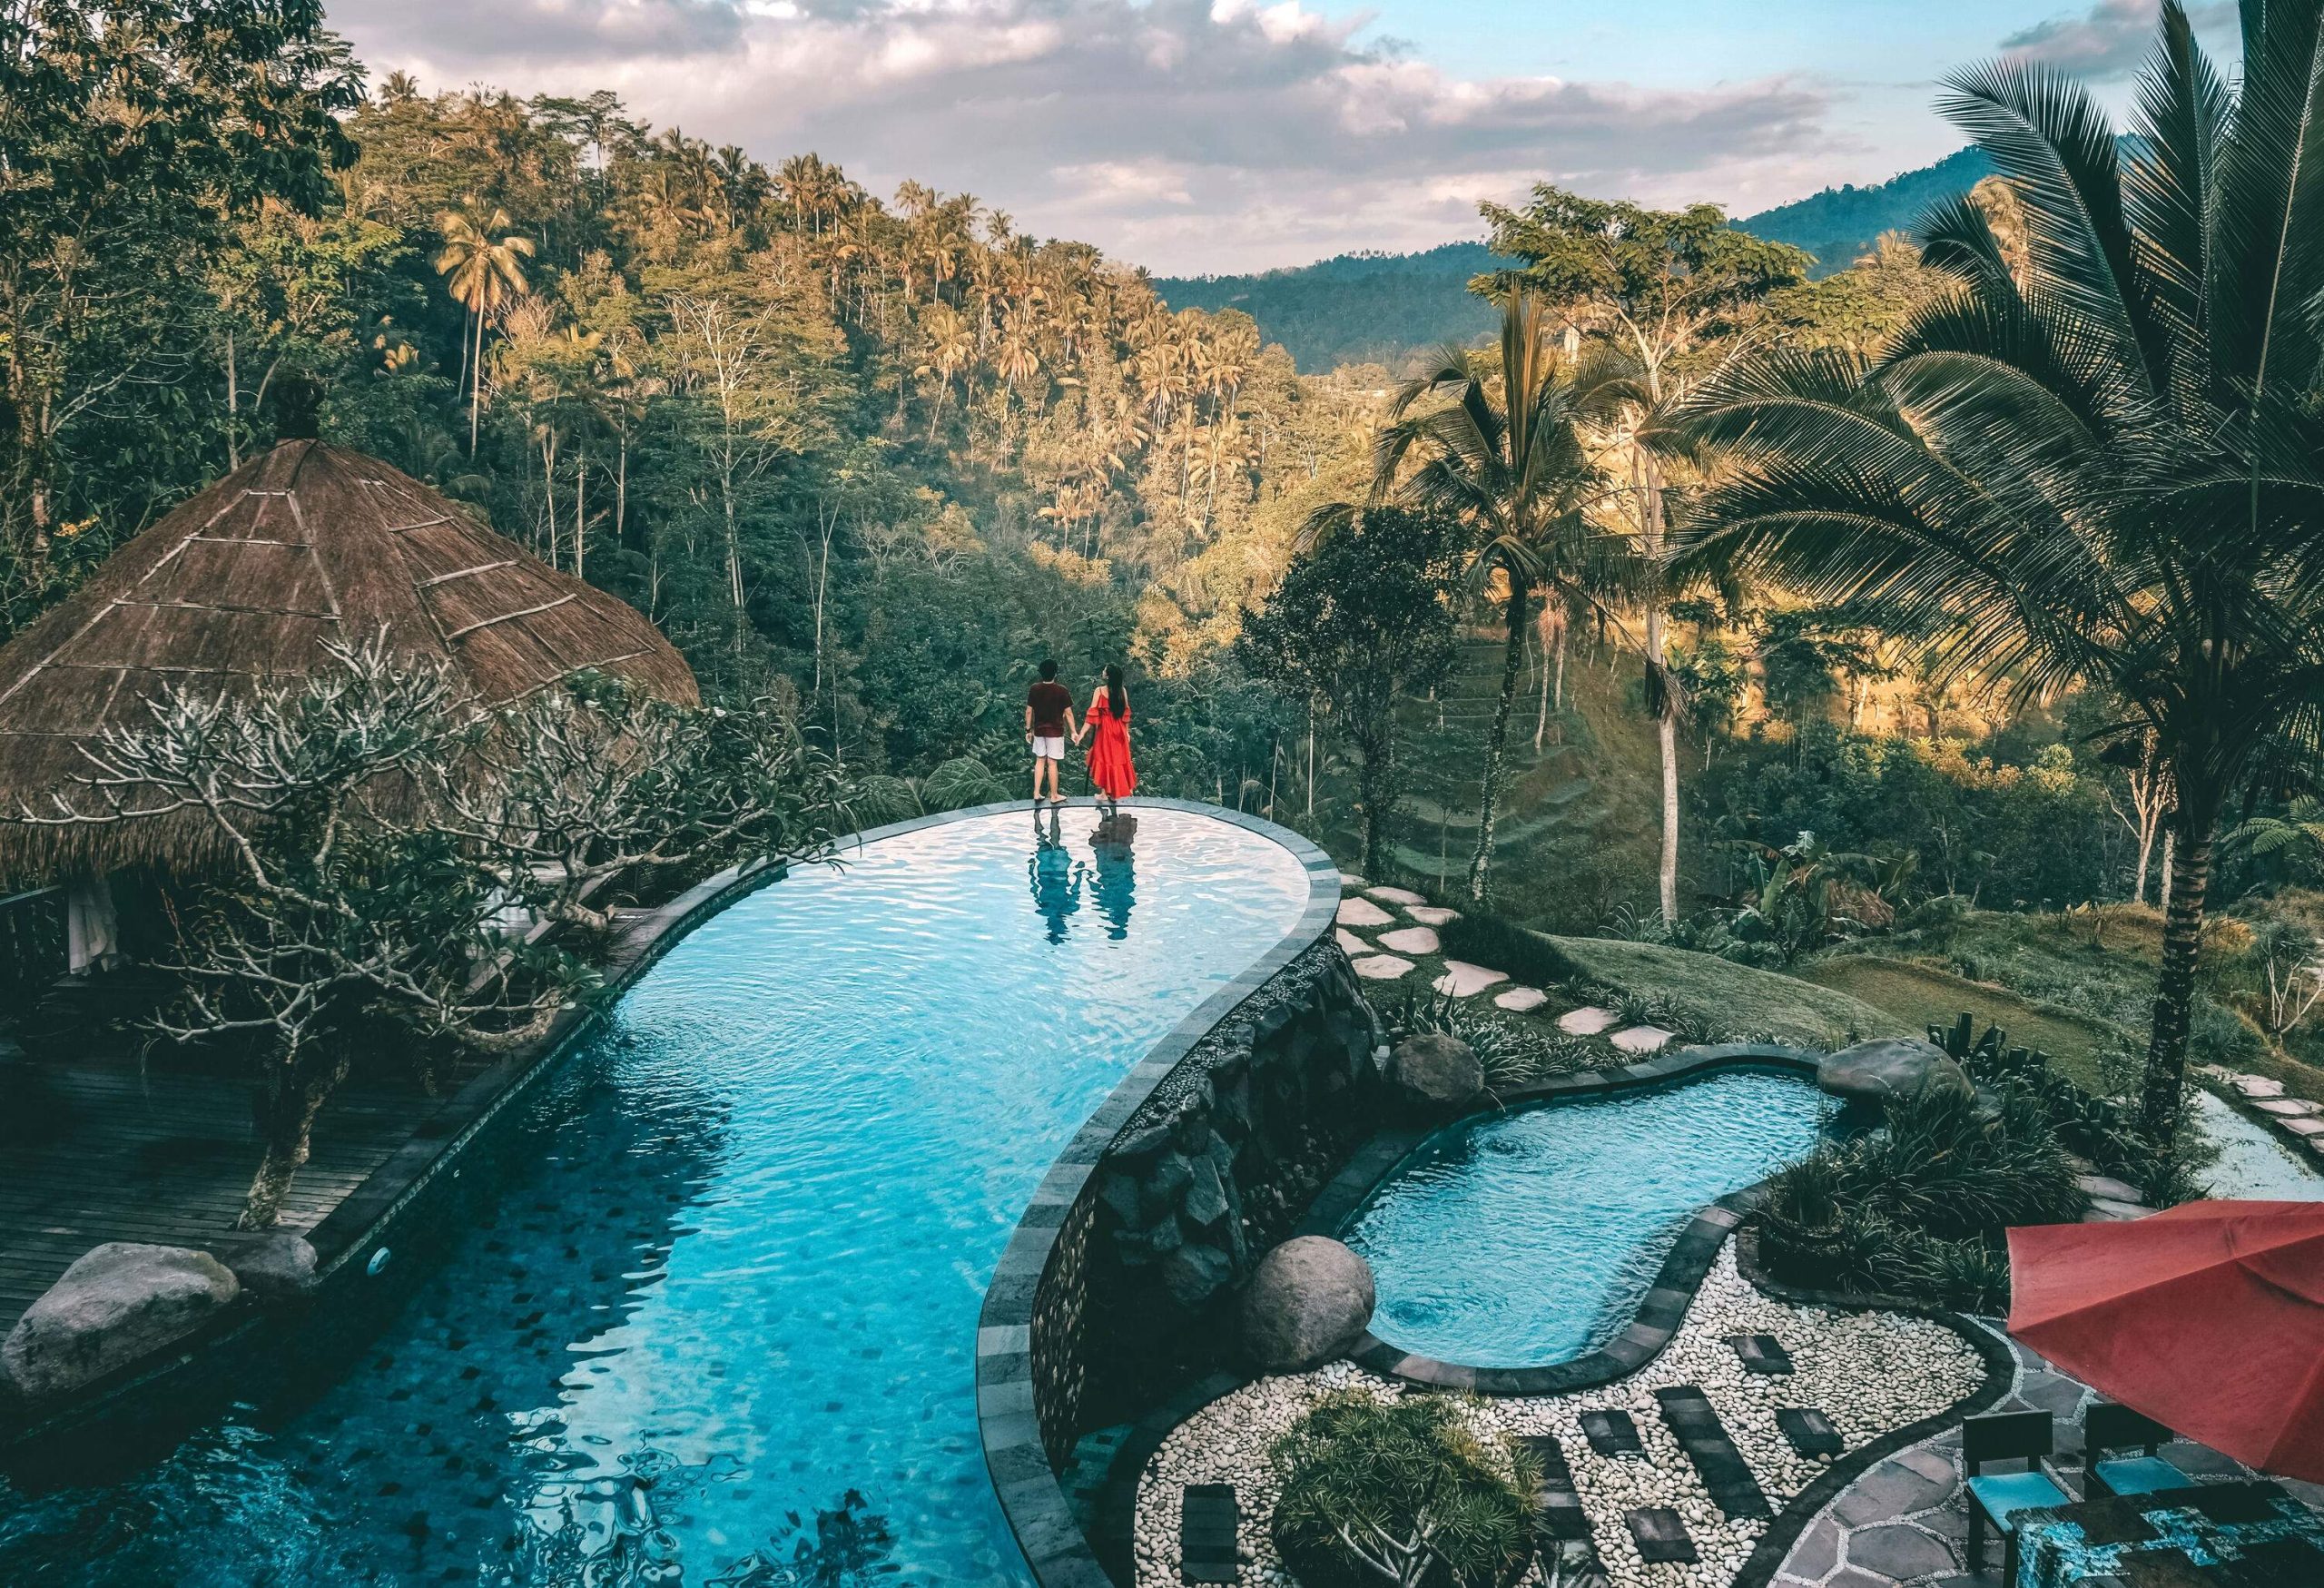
[1341,1069,1836,1368]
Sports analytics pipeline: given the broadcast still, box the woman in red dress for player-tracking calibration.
[1078,664,1137,814]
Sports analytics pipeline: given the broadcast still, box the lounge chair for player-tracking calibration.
[1965,1410,2072,1583]
[2085,1402,2187,1498]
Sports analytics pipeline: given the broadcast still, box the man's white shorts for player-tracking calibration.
[1032,735,1066,760]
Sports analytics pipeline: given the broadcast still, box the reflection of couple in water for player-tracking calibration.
[1029,806,1137,944]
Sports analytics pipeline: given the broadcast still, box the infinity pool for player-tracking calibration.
[1342,1070,1835,1368]
[0,806,1311,1586]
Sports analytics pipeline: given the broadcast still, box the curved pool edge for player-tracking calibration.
[0,798,1275,1456]
[976,800,1343,1588]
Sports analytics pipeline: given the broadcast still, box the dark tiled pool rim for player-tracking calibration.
[1081,1045,2015,1588]
[976,801,1343,1588]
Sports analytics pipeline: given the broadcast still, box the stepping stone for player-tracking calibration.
[2076,1173,2145,1202]
[1777,1407,1845,1458]
[1405,905,1460,926]
[1338,871,1366,889]
[2085,1197,2152,1222]
[2280,1116,2324,1138]
[1515,1434,1590,1544]
[1334,928,1371,955]
[1180,1484,1239,1584]
[1655,1386,1771,1521]
[1727,1334,1794,1375]
[1494,986,1548,1013]
[1350,954,1415,981]
[1558,1006,1619,1036]
[1610,1024,1675,1054]
[1579,1409,1641,1456]
[2256,1098,2319,1116]
[1337,897,1394,927]
[1432,961,1507,997]
[1376,925,1440,955]
[2232,1074,2287,1099]
[1366,885,1428,906]
[1625,1507,1698,1564]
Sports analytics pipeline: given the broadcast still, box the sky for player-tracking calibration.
[322,0,2243,276]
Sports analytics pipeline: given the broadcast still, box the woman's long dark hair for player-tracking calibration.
[1105,664,1127,720]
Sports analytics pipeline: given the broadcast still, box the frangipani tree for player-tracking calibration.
[1674,0,2324,1149]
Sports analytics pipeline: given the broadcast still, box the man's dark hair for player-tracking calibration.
[1039,659,1059,680]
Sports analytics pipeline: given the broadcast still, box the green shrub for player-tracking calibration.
[919,755,1008,811]
[1270,1392,1536,1588]
[1758,1081,2086,1310]
[1384,991,1600,1090]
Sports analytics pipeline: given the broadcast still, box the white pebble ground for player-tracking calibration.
[1133,1244,1983,1588]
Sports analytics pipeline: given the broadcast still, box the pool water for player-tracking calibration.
[1342,1070,1836,1368]
[0,806,1310,1587]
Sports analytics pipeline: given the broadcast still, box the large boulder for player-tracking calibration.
[1391,1032,1484,1110]
[1817,1037,1973,1112]
[1,1242,239,1400]
[205,1232,319,1301]
[1239,1236,1375,1373]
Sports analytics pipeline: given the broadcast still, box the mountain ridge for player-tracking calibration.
[1152,147,1992,370]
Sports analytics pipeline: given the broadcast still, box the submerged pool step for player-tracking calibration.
[1179,1483,1241,1584]
[1654,1386,1773,1521]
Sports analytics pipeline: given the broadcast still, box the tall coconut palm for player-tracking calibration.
[1315,289,1635,902]
[435,205,535,453]
[1673,0,2324,1149]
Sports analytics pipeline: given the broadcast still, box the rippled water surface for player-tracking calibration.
[0,806,1309,1586]
[1343,1070,1835,1368]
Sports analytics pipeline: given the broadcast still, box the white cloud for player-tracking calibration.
[2000,0,2236,80]
[328,0,1839,274]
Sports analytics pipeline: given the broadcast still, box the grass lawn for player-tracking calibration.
[1797,954,2128,1094]
[1544,935,1905,1050]
[1342,895,1902,1056]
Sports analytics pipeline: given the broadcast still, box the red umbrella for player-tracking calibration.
[2007,1199,2324,1483]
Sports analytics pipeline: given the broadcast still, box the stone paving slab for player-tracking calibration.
[1770,1323,2324,1588]
[1336,871,1365,888]
[1335,896,1394,927]
[1495,985,1548,1012]
[1610,1024,1676,1054]
[2255,1098,2319,1116]
[1365,885,1428,906]
[1376,925,1441,955]
[1349,953,1414,981]
[1433,960,1508,996]
[1405,905,1461,926]
[2230,1074,2286,1099]
[1560,1005,1620,1035]
[1334,928,1370,955]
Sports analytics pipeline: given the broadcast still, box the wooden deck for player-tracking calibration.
[0,1055,434,1335]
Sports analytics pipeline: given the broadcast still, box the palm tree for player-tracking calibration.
[1672,0,2324,1149]
[434,205,534,453]
[1316,289,1634,902]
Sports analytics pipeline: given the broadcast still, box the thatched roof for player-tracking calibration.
[0,439,698,882]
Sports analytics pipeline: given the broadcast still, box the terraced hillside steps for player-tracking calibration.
[1312,633,1664,899]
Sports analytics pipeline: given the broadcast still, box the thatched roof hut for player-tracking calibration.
[0,437,697,883]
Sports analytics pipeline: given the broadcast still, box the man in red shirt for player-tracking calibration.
[1025,659,1078,806]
